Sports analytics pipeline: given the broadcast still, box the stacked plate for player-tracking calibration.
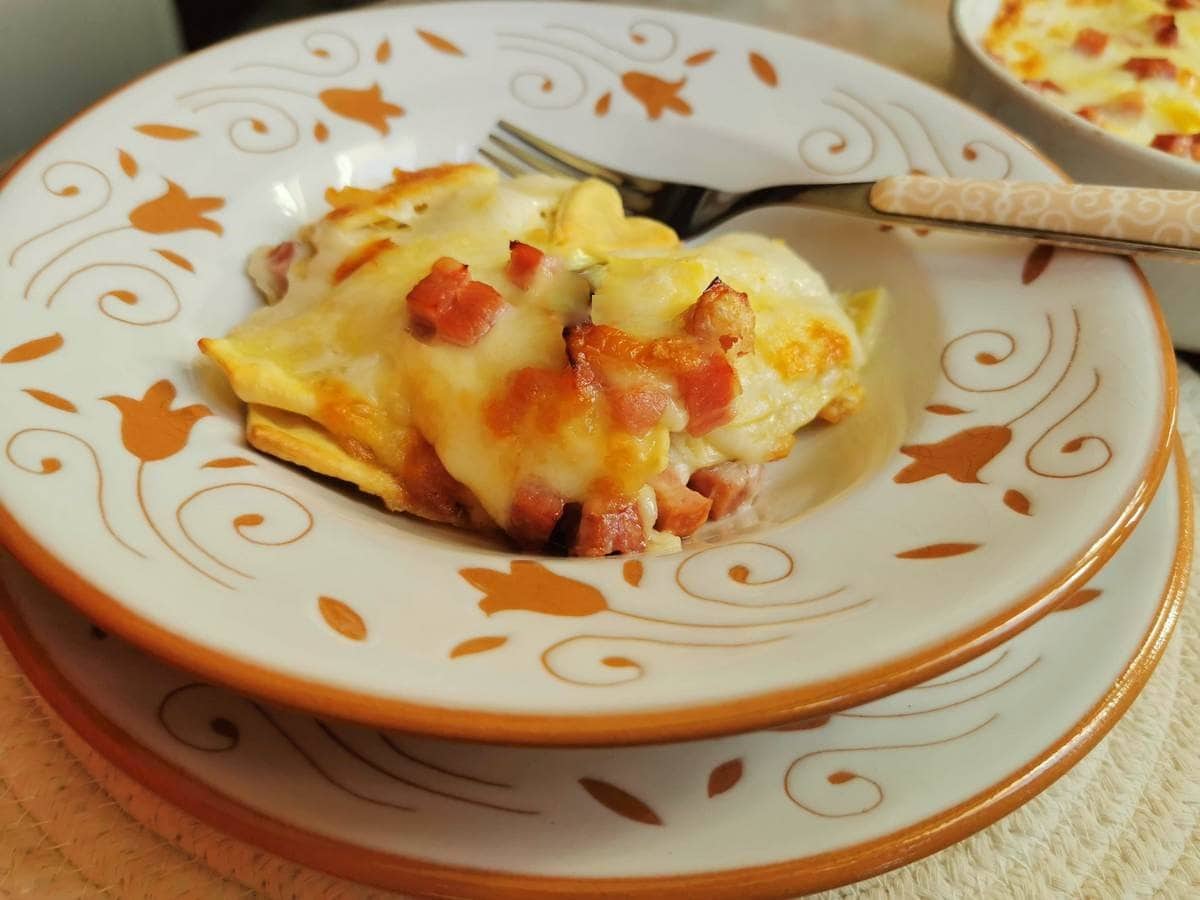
[0,3,1187,896]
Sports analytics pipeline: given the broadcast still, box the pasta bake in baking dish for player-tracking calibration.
[200,163,883,556]
[985,0,1200,160]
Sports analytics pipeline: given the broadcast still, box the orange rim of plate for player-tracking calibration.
[0,439,1188,898]
[0,3,1182,746]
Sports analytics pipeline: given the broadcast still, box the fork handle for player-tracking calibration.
[869,175,1200,257]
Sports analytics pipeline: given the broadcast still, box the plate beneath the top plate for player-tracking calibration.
[0,443,1187,897]
[0,2,1176,744]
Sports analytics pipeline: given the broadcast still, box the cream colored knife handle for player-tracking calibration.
[869,175,1200,255]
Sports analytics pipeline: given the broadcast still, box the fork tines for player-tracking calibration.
[481,120,626,186]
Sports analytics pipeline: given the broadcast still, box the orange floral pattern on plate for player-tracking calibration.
[579,778,662,826]
[417,28,464,56]
[749,51,778,86]
[22,389,77,413]
[318,84,405,135]
[459,561,608,617]
[1,334,63,365]
[450,636,508,658]
[128,181,224,236]
[895,425,1012,484]
[134,124,199,140]
[103,380,211,463]
[621,72,692,119]
[318,596,367,641]
[496,20,695,121]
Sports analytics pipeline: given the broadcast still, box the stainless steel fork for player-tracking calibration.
[481,120,1200,260]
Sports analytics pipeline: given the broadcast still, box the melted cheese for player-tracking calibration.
[201,163,880,546]
[985,0,1200,152]
[592,233,865,468]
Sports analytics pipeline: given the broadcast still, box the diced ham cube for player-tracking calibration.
[1150,14,1179,47]
[566,323,648,372]
[400,436,471,525]
[265,241,295,297]
[508,478,566,548]
[505,240,553,290]
[1168,0,1194,9]
[572,493,645,556]
[566,321,740,436]
[407,257,506,346]
[1150,133,1200,160]
[683,278,756,355]
[677,354,738,436]
[1123,57,1177,80]
[689,462,764,520]
[1024,79,1065,93]
[1073,27,1108,57]
[609,387,669,435]
[650,470,712,537]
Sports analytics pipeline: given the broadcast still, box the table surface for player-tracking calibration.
[1,2,1197,898]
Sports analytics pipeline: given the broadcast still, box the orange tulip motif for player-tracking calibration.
[128,180,225,236]
[318,83,405,135]
[621,72,693,120]
[103,380,212,462]
[894,425,1012,484]
[460,560,609,617]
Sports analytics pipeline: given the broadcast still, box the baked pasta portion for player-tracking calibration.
[986,0,1200,160]
[200,163,883,556]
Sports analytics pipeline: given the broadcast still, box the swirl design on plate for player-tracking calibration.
[782,643,1041,818]
[4,427,144,557]
[233,30,361,77]
[4,379,316,590]
[455,551,870,687]
[897,308,1111,515]
[11,171,223,327]
[798,89,1012,180]
[136,598,1064,827]
[939,315,1054,395]
[783,716,996,818]
[497,19,694,120]
[7,162,112,266]
[1024,371,1112,479]
[175,482,314,581]
[837,656,1040,718]
[157,683,538,814]
[45,262,182,326]
[674,542,851,610]
[497,43,591,110]
[539,633,789,687]
[27,178,220,297]
[177,29,407,151]
[188,97,301,154]
[547,19,678,62]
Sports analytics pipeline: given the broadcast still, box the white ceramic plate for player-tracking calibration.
[0,444,1187,897]
[0,2,1176,744]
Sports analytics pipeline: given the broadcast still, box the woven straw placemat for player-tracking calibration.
[0,365,1197,899]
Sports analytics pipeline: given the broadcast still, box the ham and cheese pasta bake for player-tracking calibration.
[985,0,1200,160]
[200,163,882,557]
